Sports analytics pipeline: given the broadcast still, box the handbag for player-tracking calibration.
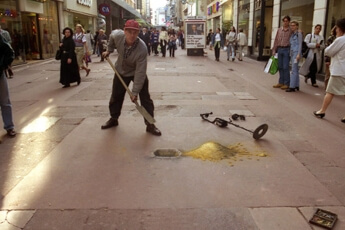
[55,49,61,60]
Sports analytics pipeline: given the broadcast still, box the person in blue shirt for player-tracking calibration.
[286,21,302,92]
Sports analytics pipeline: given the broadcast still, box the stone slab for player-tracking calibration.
[250,207,311,230]
[149,76,227,93]
[2,117,340,211]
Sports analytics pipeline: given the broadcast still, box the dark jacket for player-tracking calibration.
[139,32,151,45]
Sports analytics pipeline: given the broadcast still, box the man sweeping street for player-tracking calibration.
[101,19,161,136]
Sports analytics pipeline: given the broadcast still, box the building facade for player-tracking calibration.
[0,0,147,65]
[206,0,345,61]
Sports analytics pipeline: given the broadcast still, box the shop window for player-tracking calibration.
[326,0,345,39]
[238,0,250,35]
[281,0,314,35]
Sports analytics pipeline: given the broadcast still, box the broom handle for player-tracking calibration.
[106,57,134,98]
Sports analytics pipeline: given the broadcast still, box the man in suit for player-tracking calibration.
[139,27,151,55]
[188,24,201,35]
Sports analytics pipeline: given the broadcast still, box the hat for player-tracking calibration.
[125,20,139,30]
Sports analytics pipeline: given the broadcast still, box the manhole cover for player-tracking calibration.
[153,148,182,158]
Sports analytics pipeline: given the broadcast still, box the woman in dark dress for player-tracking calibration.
[59,27,80,88]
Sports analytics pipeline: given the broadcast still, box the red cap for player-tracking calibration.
[124,20,139,30]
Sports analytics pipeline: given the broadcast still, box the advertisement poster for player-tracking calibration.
[185,21,206,49]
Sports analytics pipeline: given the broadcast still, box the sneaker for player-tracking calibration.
[273,84,284,88]
[6,129,16,137]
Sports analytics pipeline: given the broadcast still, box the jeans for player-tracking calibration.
[289,52,299,88]
[109,74,154,124]
[0,71,14,130]
[227,43,235,59]
[277,47,290,86]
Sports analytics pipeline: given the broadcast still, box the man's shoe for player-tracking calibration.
[7,129,16,137]
[101,118,118,129]
[312,84,319,87]
[146,124,162,136]
[280,85,289,90]
[273,84,283,88]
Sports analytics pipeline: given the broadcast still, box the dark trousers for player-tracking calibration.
[146,43,151,55]
[152,43,158,55]
[169,47,175,57]
[214,45,220,60]
[308,54,318,84]
[109,75,154,124]
[160,40,167,57]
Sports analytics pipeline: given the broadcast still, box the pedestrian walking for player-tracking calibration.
[59,27,81,88]
[97,29,107,62]
[286,21,303,92]
[73,24,90,76]
[226,26,237,61]
[84,30,94,54]
[139,27,151,55]
[159,26,169,57]
[93,31,99,55]
[313,18,345,122]
[101,19,161,136]
[300,24,325,87]
[0,33,16,137]
[207,29,213,50]
[212,28,224,61]
[324,26,336,90]
[168,34,177,57]
[272,15,292,90]
[237,28,247,61]
[179,29,185,49]
[0,26,14,79]
[151,28,159,56]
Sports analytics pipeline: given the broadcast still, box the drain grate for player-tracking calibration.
[153,148,182,158]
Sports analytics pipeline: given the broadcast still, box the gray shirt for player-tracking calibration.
[107,29,148,96]
[0,29,12,43]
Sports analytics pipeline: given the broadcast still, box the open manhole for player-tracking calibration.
[153,148,182,158]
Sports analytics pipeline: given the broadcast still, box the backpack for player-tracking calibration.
[0,33,15,71]
[302,33,311,58]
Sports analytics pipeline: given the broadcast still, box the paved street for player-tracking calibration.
[0,47,344,230]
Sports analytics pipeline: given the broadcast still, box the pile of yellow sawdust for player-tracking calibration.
[183,142,249,162]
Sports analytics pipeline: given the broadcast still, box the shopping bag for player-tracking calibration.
[269,55,278,75]
[264,57,273,73]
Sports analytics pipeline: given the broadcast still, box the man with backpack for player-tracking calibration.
[0,33,16,137]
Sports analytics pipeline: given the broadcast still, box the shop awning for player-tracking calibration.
[111,0,142,19]
[219,0,229,6]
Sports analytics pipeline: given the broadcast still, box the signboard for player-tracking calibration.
[99,3,110,16]
[185,20,206,49]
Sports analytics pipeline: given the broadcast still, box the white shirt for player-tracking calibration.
[215,33,221,42]
[325,35,345,77]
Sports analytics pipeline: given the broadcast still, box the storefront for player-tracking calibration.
[64,0,98,35]
[220,0,234,33]
[207,1,222,34]
[0,0,59,64]
[325,0,345,39]
[252,0,273,60]
[280,0,314,35]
